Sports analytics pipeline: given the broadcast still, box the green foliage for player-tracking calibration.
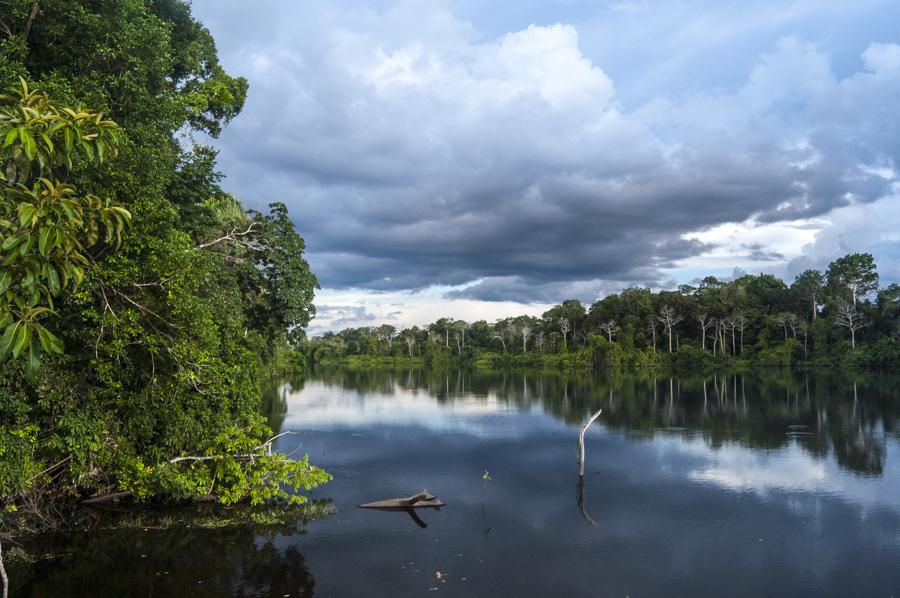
[0,80,131,376]
[0,0,324,531]
[312,253,897,372]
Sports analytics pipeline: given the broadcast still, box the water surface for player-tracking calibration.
[13,368,900,597]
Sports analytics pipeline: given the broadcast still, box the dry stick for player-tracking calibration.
[577,409,603,478]
[0,539,8,598]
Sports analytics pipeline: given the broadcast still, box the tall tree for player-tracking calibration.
[834,299,870,349]
[657,305,682,353]
[792,269,824,320]
[826,253,879,306]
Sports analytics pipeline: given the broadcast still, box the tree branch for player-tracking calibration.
[198,222,259,250]
[168,431,298,464]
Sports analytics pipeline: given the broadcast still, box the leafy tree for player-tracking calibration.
[0,79,130,376]
[792,269,824,321]
[1,0,325,529]
[826,253,879,306]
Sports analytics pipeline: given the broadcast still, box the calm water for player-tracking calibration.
[12,368,900,597]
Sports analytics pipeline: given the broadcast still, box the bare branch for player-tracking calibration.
[168,431,298,464]
[198,222,259,250]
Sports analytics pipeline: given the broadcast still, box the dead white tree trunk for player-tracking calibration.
[559,319,570,351]
[697,314,715,351]
[577,409,603,477]
[599,321,620,342]
[1,539,7,598]
[657,305,682,353]
[519,324,532,353]
[835,299,870,349]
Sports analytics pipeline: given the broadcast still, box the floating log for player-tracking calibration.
[358,490,445,509]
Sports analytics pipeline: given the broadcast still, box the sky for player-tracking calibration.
[191,0,900,335]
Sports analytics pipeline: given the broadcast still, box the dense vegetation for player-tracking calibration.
[0,0,327,535]
[309,253,900,370]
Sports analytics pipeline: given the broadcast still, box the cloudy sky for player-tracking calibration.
[192,0,900,334]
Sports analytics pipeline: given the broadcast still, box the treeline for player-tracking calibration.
[308,253,900,369]
[1,0,326,535]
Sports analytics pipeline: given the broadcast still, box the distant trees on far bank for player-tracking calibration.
[306,253,900,369]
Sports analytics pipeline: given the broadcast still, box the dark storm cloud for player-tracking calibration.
[193,1,900,303]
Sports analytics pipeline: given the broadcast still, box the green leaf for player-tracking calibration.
[11,322,30,359]
[0,270,11,294]
[0,322,18,361]
[19,204,36,227]
[23,131,37,160]
[47,266,60,295]
[26,336,41,379]
[36,324,64,354]
[3,128,17,148]
[2,233,20,251]
[39,226,52,256]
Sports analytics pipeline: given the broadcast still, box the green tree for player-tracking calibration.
[826,253,879,306]
[791,269,824,321]
[0,79,130,376]
[1,0,326,526]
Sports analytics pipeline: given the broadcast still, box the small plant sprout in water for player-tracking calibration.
[481,470,492,535]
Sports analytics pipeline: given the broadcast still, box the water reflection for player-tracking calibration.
[13,525,317,597]
[17,368,900,597]
[297,367,899,477]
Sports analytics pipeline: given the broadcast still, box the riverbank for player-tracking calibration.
[312,336,900,372]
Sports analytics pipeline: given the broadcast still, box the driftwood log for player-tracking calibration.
[358,490,444,509]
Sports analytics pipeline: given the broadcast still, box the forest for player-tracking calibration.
[0,0,328,537]
[309,253,900,370]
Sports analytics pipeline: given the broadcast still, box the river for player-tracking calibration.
[12,368,900,596]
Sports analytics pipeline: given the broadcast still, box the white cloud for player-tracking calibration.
[192,0,900,321]
[862,42,900,73]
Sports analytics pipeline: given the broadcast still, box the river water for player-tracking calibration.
[12,368,900,596]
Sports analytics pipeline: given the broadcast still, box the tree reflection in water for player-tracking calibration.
[311,366,898,477]
[11,505,332,597]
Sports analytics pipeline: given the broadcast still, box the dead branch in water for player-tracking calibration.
[577,476,600,528]
[577,409,602,477]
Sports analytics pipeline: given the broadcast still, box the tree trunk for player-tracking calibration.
[1,539,8,598]
[667,326,673,352]
[23,3,39,42]
[851,328,856,349]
